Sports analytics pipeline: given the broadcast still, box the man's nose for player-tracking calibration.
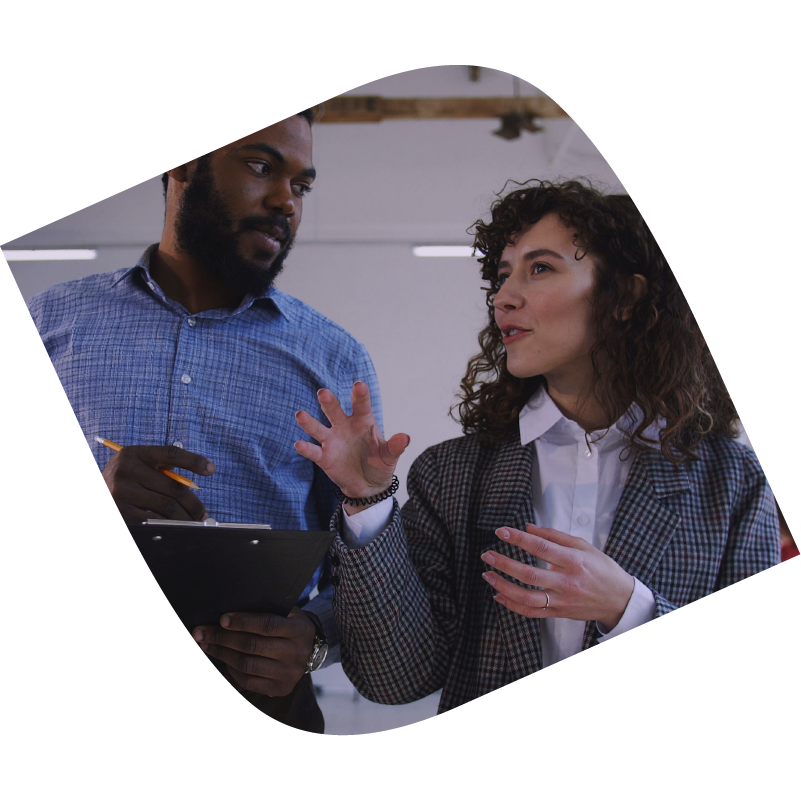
[265,181,296,217]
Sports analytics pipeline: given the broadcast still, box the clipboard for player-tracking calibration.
[127,518,335,631]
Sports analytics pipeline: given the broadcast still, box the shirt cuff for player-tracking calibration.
[340,497,394,549]
[597,577,656,640]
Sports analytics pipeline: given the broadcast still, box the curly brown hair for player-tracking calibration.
[455,180,738,463]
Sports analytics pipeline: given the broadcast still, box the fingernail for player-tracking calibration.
[493,595,506,605]
[496,528,511,540]
[192,628,204,642]
[482,572,496,585]
[481,552,496,565]
[201,512,208,521]
[221,615,231,628]
[206,461,215,473]
[199,642,208,652]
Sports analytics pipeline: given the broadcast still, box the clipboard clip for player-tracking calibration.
[141,518,273,530]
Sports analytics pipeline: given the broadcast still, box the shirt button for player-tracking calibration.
[181,374,192,384]
[577,514,590,526]
[173,441,184,449]
[187,317,197,327]
[585,448,594,459]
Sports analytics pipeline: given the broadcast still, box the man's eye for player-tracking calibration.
[293,183,313,197]
[247,161,270,175]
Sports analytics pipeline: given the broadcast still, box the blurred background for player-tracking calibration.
[3,65,629,734]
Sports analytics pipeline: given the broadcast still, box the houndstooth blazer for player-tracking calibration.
[329,432,779,714]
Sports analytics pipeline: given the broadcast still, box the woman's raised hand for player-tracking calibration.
[294,381,410,503]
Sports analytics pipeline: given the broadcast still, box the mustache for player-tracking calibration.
[238,214,292,243]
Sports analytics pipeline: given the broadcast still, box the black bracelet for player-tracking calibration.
[334,475,400,507]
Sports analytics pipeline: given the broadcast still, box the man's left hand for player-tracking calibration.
[192,607,316,696]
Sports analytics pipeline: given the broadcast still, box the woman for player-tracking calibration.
[294,180,779,714]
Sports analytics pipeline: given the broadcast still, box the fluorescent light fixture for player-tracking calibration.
[3,249,98,261]
[412,245,474,258]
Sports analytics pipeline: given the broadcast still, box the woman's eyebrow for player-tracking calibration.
[523,248,564,261]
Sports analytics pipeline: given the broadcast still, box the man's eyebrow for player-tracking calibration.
[497,248,565,270]
[236,143,316,180]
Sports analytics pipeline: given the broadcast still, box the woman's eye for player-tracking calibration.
[497,273,509,286]
[532,262,551,275]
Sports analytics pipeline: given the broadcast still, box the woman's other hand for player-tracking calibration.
[481,523,635,630]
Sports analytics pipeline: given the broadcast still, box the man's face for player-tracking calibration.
[174,116,315,298]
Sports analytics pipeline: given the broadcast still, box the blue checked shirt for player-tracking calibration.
[28,245,382,657]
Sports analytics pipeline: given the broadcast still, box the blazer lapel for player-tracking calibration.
[476,436,544,681]
[580,449,690,651]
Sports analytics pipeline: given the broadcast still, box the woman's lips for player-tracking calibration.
[502,328,530,345]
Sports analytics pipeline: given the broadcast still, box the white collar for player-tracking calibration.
[518,388,662,449]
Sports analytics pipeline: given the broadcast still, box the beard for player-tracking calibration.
[174,157,294,298]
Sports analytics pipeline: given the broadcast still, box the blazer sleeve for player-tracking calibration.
[651,444,780,618]
[329,448,458,705]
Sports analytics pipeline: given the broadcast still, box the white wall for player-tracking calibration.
[5,67,622,502]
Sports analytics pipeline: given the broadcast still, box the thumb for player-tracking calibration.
[375,428,410,465]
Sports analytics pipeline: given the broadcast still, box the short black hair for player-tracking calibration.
[161,109,314,197]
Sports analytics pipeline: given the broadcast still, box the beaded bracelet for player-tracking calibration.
[334,475,400,507]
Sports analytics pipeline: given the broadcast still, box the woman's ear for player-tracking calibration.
[619,274,648,320]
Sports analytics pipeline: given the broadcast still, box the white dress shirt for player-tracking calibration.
[341,388,657,667]
[519,389,656,666]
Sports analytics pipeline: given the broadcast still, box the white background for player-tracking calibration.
[1,1,798,799]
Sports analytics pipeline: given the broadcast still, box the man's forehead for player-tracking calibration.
[220,116,313,157]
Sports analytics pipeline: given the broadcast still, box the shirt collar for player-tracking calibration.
[518,387,662,449]
[117,244,288,320]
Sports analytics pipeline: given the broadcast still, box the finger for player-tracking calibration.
[225,665,287,697]
[293,438,323,464]
[316,388,349,426]
[197,640,290,686]
[381,432,411,462]
[219,611,299,639]
[482,571,553,612]
[525,523,588,550]
[350,381,374,418]
[127,469,207,520]
[294,410,331,443]
[495,526,572,568]
[135,445,215,476]
[480,549,554,588]
[193,625,295,660]
[493,593,554,619]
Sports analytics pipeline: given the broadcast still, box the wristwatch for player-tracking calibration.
[305,632,329,673]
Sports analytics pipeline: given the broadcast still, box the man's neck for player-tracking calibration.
[150,243,241,314]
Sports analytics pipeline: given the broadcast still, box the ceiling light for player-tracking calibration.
[413,246,474,258]
[3,249,98,261]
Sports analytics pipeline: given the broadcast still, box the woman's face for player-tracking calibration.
[493,213,597,393]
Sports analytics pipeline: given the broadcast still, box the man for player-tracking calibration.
[28,111,383,733]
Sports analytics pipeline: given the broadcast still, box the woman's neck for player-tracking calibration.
[545,381,614,433]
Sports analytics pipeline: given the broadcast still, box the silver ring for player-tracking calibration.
[541,590,550,609]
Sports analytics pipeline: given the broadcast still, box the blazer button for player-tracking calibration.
[330,554,341,567]
[331,575,340,586]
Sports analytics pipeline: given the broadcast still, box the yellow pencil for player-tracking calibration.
[94,436,201,490]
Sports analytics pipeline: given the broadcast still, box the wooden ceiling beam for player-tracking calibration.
[314,95,569,123]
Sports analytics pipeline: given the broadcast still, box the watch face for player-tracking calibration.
[310,641,329,672]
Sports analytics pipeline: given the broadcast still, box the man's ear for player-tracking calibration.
[168,164,190,185]
[619,274,648,320]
